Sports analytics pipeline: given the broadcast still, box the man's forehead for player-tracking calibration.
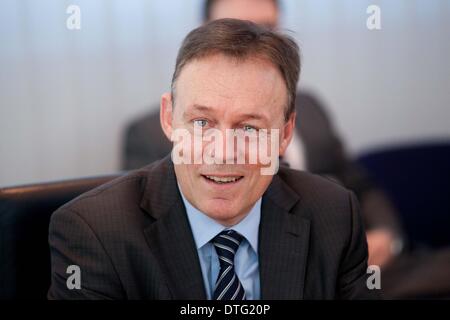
[176,55,287,108]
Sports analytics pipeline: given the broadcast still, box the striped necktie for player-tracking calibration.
[212,229,246,300]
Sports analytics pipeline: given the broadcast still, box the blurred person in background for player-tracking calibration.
[122,0,450,298]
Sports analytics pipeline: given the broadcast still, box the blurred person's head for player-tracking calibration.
[204,0,279,29]
[160,19,300,226]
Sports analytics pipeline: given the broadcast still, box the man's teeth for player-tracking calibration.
[205,175,241,183]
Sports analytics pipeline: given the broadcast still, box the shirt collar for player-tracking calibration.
[178,185,261,253]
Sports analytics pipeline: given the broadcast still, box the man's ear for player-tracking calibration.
[279,112,296,157]
[160,92,174,141]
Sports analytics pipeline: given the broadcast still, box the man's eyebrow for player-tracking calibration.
[235,113,271,125]
[184,104,270,124]
[183,104,214,117]
[237,113,268,121]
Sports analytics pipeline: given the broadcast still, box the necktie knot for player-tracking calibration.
[212,229,243,267]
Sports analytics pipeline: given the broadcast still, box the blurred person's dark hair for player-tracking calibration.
[171,18,300,121]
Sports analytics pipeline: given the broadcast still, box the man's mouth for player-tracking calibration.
[202,175,244,184]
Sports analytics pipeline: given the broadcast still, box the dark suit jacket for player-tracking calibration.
[48,156,378,299]
[122,91,403,236]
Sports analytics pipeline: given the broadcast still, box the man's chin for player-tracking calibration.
[200,200,243,226]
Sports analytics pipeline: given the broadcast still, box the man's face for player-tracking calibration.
[160,54,294,226]
[209,0,278,29]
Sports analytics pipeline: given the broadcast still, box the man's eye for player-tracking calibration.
[243,125,257,132]
[193,119,208,127]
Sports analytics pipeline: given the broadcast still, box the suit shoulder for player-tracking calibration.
[276,166,355,222]
[56,159,166,219]
[277,166,350,198]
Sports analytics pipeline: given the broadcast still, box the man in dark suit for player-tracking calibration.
[123,0,404,270]
[48,19,377,299]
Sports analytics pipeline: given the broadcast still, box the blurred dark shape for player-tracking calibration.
[358,143,450,299]
[381,246,450,299]
[358,143,450,249]
[0,175,119,299]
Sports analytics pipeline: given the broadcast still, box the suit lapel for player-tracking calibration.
[140,157,206,299]
[259,174,311,299]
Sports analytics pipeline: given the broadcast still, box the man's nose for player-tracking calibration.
[203,128,240,164]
